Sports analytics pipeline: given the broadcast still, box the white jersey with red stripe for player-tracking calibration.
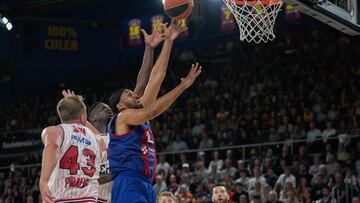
[48,123,101,203]
[98,135,112,203]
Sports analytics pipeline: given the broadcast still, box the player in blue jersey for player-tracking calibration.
[108,21,202,203]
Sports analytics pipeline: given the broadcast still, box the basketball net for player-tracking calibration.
[223,0,283,44]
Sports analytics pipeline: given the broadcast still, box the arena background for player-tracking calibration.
[0,0,360,202]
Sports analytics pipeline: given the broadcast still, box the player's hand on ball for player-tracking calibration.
[162,20,187,41]
[141,29,165,49]
[62,89,75,98]
[40,180,55,203]
[181,63,202,89]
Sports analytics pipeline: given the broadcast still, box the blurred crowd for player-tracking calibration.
[0,26,360,202]
[152,141,360,203]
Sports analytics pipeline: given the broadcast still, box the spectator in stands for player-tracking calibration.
[157,191,176,203]
[311,174,325,200]
[239,194,249,203]
[337,143,350,162]
[281,146,292,166]
[332,172,346,203]
[275,166,296,190]
[248,181,266,202]
[193,184,207,202]
[296,176,310,200]
[170,134,189,152]
[299,188,313,203]
[221,159,237,179]
[316,186,335,203]
[285,190,299,203]
[322,121,336,143]
[168,174,179,194]
[189,174,199,195]
[207,162,221,183]
[208,151,223,172]
[265,168,278,189]
[156,154,170,178]
[248,167,267,191]
[178,154,189,170]
[307,122,321,143]
[153,175,168,195]
[233,181,248,203]
[279,181,296,202]
[312,165,329,186]
[235,169,249,191]
[195,161,208,183]
[266,190,281,203]
[344,167,357,188]
[325,154,336,176]
[199,132,214,149]
[177,184,193,203]
[309,155,321,176]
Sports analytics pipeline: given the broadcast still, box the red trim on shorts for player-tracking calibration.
[55,196,96,203]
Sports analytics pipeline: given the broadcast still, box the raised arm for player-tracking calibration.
[133,30,165,97]
[39,126,63,203]
[139,21,187,107]
[118,63,201,128]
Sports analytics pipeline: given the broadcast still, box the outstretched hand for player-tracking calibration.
[62,89,75,98]
[141,28,166,49]
[162,19,188,41]
[181,63,202,89]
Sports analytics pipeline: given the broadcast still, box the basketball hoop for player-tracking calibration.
[223,0,283,43]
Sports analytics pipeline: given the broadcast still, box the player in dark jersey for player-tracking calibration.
[108,21,201,203]
[87,27,166,203]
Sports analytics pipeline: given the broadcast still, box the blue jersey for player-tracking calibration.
[107,113,157,183]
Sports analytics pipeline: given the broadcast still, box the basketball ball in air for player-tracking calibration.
[163,0,194,20]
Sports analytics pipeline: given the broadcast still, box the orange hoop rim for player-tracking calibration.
[226,0,282,6]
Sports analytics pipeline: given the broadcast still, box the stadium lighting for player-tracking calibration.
[2,17,8,24]
[6,22,12,30]
[0,14,13,31]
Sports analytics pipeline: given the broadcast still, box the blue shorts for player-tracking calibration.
[111,174,156,203]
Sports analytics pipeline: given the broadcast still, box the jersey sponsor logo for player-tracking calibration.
[99,163,110,175]
[71,135,92,145]
[64,176,90,189]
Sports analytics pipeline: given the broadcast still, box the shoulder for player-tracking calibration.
[41,126,62,138]
[41,125,64,145]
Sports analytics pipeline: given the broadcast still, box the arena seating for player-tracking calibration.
[0,27,360,203]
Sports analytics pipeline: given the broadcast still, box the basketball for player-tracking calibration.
[163,0,193,20]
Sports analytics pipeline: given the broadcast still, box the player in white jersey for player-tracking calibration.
[40,95,102,203]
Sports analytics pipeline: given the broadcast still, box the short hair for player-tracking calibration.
[157,192,176,203]
[88,102,112,120]
[109,88,125,113]
[213,183,227,191]
[87,102,112,131]
[57,96,86,123]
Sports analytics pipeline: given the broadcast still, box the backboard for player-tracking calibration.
[283,0,360,35]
